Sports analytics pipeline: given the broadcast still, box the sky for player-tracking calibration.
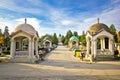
[0,0,120,37]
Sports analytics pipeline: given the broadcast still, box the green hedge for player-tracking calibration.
[2,50,10,55]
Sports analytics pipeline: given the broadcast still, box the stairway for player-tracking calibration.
[9,56,32,63]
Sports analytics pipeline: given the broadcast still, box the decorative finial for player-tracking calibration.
[25,18,27,24]
[97,18,99,24]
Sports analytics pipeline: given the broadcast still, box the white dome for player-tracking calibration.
[14,23,36,35]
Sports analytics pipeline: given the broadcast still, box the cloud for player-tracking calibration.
[0,17,42,35]
[0,0,120,37]
[0,0,50,16]
[61,20,73,25]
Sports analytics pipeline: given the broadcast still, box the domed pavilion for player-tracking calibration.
[69,35,79,50]
[43,35,52,49]
[86,18,114,59]
[10,19,39,63]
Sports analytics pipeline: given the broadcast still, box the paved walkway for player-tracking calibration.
[0,46,120,80]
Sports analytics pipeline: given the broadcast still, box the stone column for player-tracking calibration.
[10,39,15,58]
[101,37,105,50]
[20,39,22,51]
[35,39,39,57]
[100,38,103,50]
[29,39,32,58]
[31,40,34,58]
[86,38,90,56]
[50,41,52,48]
[76,41,79,48]
[103,38,105,49]
[109,39,114,55]
[93,40,97,58]
[91,40,94,55]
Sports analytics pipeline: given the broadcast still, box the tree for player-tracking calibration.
[3,26,10,48]
[64,37,69,45]
[0,29,4,47]
[109,24,118,43]
[52,33,58,45]
[79,31,86,46]
[117,31,120,42]
[39,34,49,46]
[61,35,65,44]
[73,31,78,37]
[63,30,73,45]
[0,36,4,47]
[109,24,116,33]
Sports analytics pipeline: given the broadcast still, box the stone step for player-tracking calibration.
[95,55,114,61]
[9,57,36,63]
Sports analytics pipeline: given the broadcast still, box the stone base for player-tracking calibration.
[9,56,38,63]
[95,55,114,61]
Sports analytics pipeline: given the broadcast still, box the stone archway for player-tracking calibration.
[14,36,29,56]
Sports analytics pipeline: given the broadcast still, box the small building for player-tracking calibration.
[69,36,79,50]
[86,18,114,59]
[10,19,39,63]
[58,34,63,46]
[43,35,52,49]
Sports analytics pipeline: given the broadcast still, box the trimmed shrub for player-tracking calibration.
[2,50,10,55]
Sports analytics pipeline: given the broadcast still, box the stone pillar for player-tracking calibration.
[109,39,114,55]
[100,38,103,50]
[10,39,15,58]
[50,41,52,48]
[31,40,34,58]
[93,40,97,58]
[103,38,105,49]
[35,39,39,57]
[29,39,32,58]
[20,39,22,51]
[91,40,94,55]
[101,37,105,50]
[76,41,79,48]
[86,38,90,56]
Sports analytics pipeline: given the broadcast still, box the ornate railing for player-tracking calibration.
[15,51,29,56]
[97,49,112,55]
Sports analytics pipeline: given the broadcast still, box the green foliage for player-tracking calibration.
[97,38,101,49]
[4,26,10,48]
[39,35,47,45]
[117,31,120,42]
[0,36,4,46]
[109,24,116,33]
[114,34,118,43]
[2,50,10,55]
[52,33,58,45]
[109,24,118,43]
[73,31,78,36]
[61,35,65,43]
[64,38,69,45]
[79,31,86,46]
[66,30,73,38]
[63,30,73,45]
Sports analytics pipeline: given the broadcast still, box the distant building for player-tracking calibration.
[69,35,79,50]
[43,35,52,50]
[58,34,63,46]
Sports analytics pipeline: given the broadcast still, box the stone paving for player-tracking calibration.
[0,46,120,80]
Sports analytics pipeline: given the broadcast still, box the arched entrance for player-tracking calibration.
[14,36,29,56]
